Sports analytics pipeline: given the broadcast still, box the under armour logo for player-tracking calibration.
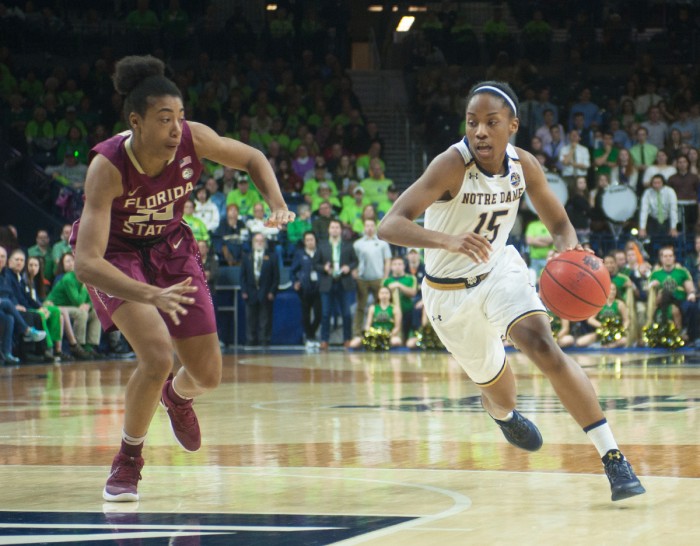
[468,172,478,180]
[432,315,442,322]
[606,450,622,461]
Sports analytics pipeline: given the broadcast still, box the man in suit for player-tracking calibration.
[315,219,358,349]
[239,233,280,347]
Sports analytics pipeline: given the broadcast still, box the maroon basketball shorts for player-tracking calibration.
[85,224,217,339]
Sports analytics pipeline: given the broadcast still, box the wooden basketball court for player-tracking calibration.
[0,347,697,545]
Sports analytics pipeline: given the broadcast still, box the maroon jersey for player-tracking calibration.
[70,121,216,338]
[86,120,203,243]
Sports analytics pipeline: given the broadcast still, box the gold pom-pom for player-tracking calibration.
[362,327,391,351]
[642,321,686,349]
[416,323,445,350]
[595,316,625,345]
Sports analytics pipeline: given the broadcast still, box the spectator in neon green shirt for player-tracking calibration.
[225,176,261,219]
[183,200,211,243]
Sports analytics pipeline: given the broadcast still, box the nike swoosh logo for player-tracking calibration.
[127,186,142,196]
[173,237,184,249]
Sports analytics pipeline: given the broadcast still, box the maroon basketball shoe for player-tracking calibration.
[161,373,201,452]
[103,452,144,502]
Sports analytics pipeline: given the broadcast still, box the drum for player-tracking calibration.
[602,184,638,222]
[525,172,568,214]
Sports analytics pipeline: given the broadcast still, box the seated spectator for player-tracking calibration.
[204,176,227,221]
[286,203,312,254]
[0,247,47,363]
[292,144,315,180]
[360,158,393,207]
[302,163,337,205]
[310,182,341,214]
[348,285,402,349]
[333,153,359,195]
[638,174,678,240]
[54,105,88,140]
[225,175,261,219]
[525,218,554,281]
[576,284,629,348]
[213,203,249,266]
[610,148,639,190]
[25,106,56,166]
[198,239,219,297]
[56,126,89,165]
[355,141,385,180]
[193,183,220,233]
[27,229,55,282]
[45,252,100,359]
[45,150,88,191]
[182,199,210,243]
[565,176,591,241]
[383,256,417,342]
[312,201,335,242]
[8,250,65,362]
[245,202,279,242]
[642,149,676,189]
[51,225,73,275]
[277,158,303,194]
[339,187,370,236]
[377,185,399,218]
[648,246,697,342]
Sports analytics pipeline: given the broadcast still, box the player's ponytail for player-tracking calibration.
[113,55,181,119]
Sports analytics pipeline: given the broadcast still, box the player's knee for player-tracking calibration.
[135,342,174,380]
[192,365,222,390]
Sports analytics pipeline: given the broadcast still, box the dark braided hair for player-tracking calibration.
[466,81,519,118]
[112,55,182,120]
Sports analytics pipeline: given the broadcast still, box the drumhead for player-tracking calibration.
[525,173,568,214]
[602,185,638,222]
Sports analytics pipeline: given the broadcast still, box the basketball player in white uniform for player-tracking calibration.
[379,81,645,502]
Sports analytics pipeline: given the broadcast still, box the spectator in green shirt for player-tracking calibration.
[648,246,697,340]
[525,219,555,280]
[183,200,211,244]
[383,256,417,341]
[46,252,101,356]
[225,176,261,219]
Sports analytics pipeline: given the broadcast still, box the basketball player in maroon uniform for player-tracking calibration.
[72,56,295,501]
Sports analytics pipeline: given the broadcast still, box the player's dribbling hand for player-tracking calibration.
[265,209,296,227]
[449,232,491,263]
[154,277,198,326]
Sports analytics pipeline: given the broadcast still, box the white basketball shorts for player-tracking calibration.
[422,245,547,385]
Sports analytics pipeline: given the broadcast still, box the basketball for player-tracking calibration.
[539,250,611,322]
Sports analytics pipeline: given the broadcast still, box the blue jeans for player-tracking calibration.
[0,310,14,356]
[321,283,353,343]
[0,299,28,336]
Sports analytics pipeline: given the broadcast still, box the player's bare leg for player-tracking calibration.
[509,313,645,500]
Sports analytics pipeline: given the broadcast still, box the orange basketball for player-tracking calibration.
[539,250,611,322]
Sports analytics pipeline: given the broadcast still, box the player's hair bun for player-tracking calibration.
[113,55,166,96]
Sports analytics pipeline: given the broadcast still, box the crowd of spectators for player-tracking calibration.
[4,1,700,355]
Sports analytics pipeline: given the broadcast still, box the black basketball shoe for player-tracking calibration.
[602,449,646,501]
[493,409,543,452]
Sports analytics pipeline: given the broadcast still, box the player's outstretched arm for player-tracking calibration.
[190,121,295,226]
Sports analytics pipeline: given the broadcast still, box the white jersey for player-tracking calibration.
[424,138,526,278]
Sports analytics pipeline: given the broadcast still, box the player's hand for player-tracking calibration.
[266,209,296,227]
[448,232,491,263]
[153,277,198,326]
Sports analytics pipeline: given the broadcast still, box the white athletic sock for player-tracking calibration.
[584,418,619,458]
[122,430,146,446]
